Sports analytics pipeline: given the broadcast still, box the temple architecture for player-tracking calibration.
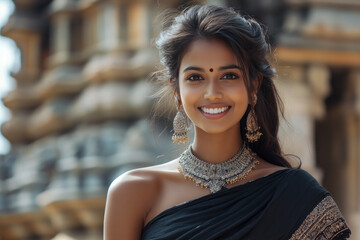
[0,0,359,239]
[276,1,360,238]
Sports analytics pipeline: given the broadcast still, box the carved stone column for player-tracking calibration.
[276,64,329,180]
[275,0,360,235]
[349,70,360,237]
[97,1,120,51]
[50,10,71,65]
[314,69,360,239]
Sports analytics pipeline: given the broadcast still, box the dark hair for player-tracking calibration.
[153,5,292,168]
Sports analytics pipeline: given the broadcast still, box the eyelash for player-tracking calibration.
[186,74,204,81]
[221,72,239,80]
[186,72,239,81]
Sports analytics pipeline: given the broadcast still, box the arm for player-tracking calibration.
[103,169,158,240]
[289,195,351,240]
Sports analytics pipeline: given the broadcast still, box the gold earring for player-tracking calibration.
[246,95,262,142]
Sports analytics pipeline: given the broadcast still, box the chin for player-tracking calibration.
[196,124,240,135]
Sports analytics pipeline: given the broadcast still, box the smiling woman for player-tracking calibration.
[104,5,351,240]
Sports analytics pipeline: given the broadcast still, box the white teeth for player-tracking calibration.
[201,106,229,114]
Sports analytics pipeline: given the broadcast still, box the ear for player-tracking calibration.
[173,90,182,106]
[170,77,182,105]
[253,73,263,95]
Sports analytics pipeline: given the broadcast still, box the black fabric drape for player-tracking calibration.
[141,169,350,240]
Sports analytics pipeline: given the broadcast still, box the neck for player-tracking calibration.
[191,126,243,164]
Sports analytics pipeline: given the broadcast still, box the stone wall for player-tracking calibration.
[275,0,360,238]
[0,0,182,239]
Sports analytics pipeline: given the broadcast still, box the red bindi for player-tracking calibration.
[209,68,213,72]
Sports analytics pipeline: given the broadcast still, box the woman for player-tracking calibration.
[104,5,351,240]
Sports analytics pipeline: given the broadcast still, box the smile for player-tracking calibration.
[200,106,230,114]
[199,105,231,119]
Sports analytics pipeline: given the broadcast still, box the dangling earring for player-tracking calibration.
[172,100,191,144]
[246,94,262,142]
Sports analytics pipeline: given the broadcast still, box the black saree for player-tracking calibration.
[141,169,350,240]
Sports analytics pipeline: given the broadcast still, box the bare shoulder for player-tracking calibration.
[252,157,287,178]
[108,167,160,196]
[106,162,177,204]
[107,159,178,202]
[103,161,177,240]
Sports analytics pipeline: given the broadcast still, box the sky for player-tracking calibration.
[0,0,18,154]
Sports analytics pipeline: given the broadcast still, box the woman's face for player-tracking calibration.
[178,38,249,135]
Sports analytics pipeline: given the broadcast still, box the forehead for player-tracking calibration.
[179,38,239,70]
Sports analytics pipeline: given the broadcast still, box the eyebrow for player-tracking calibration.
[183,64,243,73]
[219,64,243,71]
[183,66,205,72]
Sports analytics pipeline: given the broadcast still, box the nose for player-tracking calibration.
[204,80,223,101]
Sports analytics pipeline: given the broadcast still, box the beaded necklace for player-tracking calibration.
[178,145,259,193]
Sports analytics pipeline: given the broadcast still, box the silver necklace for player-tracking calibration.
[178,145,259,193]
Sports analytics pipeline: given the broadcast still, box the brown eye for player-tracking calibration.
[187,74,204,81]
[221,73,239,80]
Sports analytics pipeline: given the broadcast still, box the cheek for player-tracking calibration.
[179,88,200,118]
[178,79,186,101]
[179,82,197,102]
[231,90,249,113]
[242,94,249,108]
[236,82,249,104]
[241,90,249,105]
[180,88,198,107]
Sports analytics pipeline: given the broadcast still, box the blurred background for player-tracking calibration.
[0,0,359,239]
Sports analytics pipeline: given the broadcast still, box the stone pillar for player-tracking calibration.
[51,13,71,65]
[275,0,360,237]
[276,63,330,180]
[128,2,151,48]
[343,70,360,239]
[315,69,360,239]
[98,1,120,51]
[306,64,331,119]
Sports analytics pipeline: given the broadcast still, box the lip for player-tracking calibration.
[198,104,231,120]
[199,104,229,108]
